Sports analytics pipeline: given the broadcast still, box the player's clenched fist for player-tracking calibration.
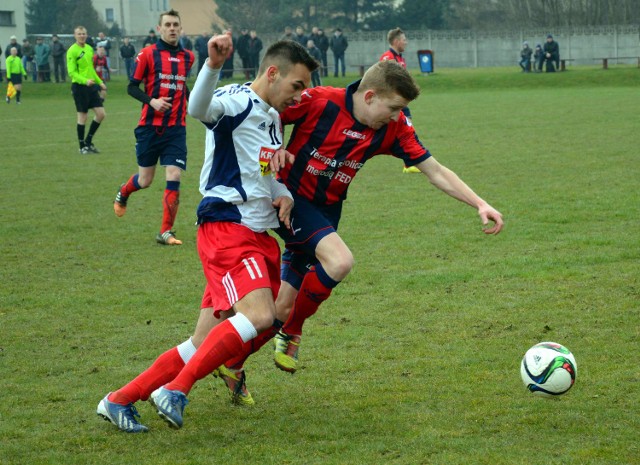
[206,34,232,69]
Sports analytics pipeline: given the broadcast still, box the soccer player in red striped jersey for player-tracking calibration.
[217,60,504,385]
[112,9,195,245]
[380,27,408,69]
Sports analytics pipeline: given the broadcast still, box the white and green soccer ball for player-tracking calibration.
[520,342,577,397]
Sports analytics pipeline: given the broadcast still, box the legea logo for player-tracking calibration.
[343,129,366,140]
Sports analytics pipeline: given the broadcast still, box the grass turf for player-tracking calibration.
[0,65,638,464]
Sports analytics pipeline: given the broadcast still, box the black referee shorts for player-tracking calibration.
[71,82,103,112]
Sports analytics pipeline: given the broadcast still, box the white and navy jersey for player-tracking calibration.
[188,66,292,232]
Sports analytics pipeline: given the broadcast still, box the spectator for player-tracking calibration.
[143,29,157,48]
[21,39,36,81]
[120,37,136,79]
[96,32,112,74]
[86,34,96,49]
[533,44,544,72]
[178,33,194,78]
[5,35,22,58]
[51,34,67,83]
[280,26,294,41]
[294,26,307,47]
[236,28,251,80]
[34,37,51,82]
[542,34,559,72]
[93,45,109,82]
[312,27,329,77]
[247,30,262,78]
[5,46,27,104]
[194,31,210,72]
[306,39,322,87]
[519,41,532,72]
[330,28,348,77]
[221,28,236,79]
[179,31,192,51]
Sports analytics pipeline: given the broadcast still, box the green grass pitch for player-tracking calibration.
[1,65,638,464]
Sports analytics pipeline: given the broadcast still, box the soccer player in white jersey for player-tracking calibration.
[97,36,318,432]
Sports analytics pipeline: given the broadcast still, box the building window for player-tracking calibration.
[105,8,115,22]
[0,10,15,26]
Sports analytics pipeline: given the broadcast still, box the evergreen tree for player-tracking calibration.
[26,0,108,35]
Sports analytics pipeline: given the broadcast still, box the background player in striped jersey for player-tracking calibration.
[67,26,106,154]
[97,38,318,432]
[112,9,194,246]
[379,27,420,173]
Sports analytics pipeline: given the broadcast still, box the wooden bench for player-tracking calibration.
[559,59,575,71]
[594,57,640,69]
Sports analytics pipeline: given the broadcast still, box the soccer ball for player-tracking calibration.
[520,342,577,396]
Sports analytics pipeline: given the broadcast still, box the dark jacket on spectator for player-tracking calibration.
[330,33,348,55]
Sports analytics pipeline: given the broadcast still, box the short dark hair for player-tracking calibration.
[159,9,181,24]
[258,40,319,76]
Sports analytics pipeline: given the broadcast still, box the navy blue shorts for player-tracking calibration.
[135,125,187,170]
[274,193,343,289]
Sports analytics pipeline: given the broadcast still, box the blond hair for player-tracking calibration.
[360,60,420,101]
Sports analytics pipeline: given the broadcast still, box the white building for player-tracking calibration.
[92,0,172,36]
[0,0,26,43]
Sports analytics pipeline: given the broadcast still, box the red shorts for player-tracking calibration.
[197,222,281,313]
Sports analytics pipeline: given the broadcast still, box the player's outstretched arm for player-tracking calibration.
[417,157,504,235]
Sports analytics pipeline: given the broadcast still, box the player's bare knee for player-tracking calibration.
[137,175,153,188]
[275,301,293,323]
[325,251,354,281]
[248,309,276,333]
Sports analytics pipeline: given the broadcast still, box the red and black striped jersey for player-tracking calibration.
[93,54,108,80]
[132,39,194,127]
[279,81,430,206]
[380,48,407,68]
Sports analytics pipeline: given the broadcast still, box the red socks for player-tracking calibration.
[165,320,244,395]
[283,267,334,336]
[225,325,281,369]
[120,174,142,197]
[108,347,185,404]
[160,188,180,233]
